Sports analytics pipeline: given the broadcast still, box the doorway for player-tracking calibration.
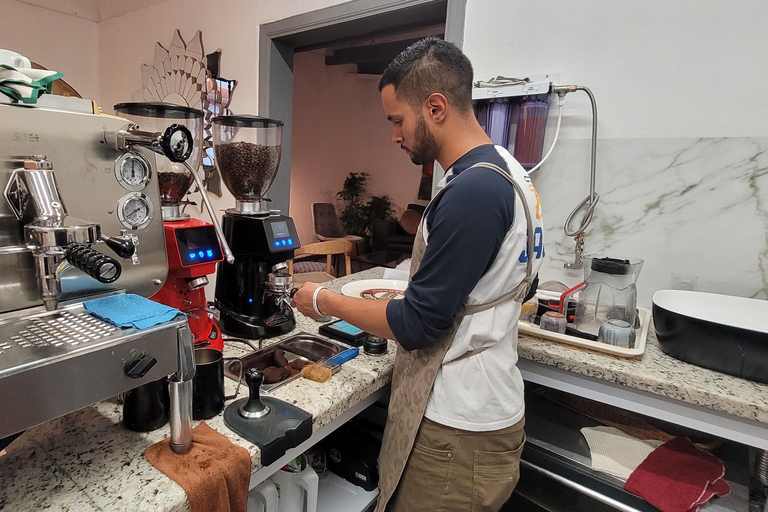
[257,0,466,225]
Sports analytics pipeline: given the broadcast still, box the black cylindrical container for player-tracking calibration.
[193,348,225,420]
[364,336,388,357]
[123,377,170,432]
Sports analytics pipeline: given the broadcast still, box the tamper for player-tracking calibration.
[238,368,271,419]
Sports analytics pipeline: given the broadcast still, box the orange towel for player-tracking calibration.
[145,422,251,512]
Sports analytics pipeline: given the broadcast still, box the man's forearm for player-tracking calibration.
[318,289,396,340]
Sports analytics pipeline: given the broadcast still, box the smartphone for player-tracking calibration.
[319,319,369,346]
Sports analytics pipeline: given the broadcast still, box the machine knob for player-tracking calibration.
[102,235,136,259]
[160,124,194,163]
[124,352,157,378]
[65,244,122,283]
[239,368,270,419]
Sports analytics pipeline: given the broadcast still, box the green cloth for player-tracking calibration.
[0,64,63,104]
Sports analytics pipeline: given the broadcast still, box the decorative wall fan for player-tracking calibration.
[132,29,237,197]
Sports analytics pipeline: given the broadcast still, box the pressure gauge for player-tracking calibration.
[115,152,151,191]
[117,192,154,230]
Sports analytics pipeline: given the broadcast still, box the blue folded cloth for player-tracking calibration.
[83,294,182,329]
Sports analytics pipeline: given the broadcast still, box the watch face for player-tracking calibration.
[115,153,150,190]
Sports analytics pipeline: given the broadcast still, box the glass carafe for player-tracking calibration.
[562,256,643,336]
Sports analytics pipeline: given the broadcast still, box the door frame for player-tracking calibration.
[257,0,467,214]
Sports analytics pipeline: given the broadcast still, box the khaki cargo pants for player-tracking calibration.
[388,417,526,512]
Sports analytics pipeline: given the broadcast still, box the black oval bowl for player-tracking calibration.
[652,290,768,383]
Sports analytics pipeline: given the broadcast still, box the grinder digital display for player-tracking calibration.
[176,225,223,266]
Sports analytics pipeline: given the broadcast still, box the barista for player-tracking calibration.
[292,37,544,512]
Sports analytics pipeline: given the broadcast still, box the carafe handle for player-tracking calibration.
[559,283,584,321]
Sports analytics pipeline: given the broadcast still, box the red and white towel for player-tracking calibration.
[624,436,730,512]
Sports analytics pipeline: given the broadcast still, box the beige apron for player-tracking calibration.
[375,162,537,512]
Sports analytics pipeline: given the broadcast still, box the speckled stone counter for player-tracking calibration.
[3,265,768,511]
[0,268,393,512]
[518,326,768,425]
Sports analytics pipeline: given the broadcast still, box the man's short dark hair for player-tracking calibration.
[378,37,473,114]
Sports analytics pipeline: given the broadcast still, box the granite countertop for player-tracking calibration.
[0,268,395,512]
[3,265,768,511]
[518,323,768,425]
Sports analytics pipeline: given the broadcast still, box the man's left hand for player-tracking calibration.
[291,282,326,320]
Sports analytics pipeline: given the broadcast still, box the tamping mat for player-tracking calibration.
[223,397,312,466]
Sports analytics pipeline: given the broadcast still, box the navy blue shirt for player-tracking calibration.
[386,145,537,351]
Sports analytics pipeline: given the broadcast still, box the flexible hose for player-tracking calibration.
[563,86,600,238]
[528,100,564,174]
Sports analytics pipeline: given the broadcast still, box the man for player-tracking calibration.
[293,37,544,512]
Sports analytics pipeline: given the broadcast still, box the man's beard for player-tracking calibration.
[405,116,439,166]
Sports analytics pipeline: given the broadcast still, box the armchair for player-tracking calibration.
[370,204,425,254]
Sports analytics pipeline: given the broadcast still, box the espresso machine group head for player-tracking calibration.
[211,114,301,339]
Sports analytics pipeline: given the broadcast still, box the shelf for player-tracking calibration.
[317,471,378,512]
[521,385,750,512]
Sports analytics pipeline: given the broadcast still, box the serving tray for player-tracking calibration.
[518,307,651,357]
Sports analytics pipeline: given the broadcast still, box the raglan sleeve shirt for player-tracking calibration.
[385,162,519,351]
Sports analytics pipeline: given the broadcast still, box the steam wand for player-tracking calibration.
[182,161,235,264]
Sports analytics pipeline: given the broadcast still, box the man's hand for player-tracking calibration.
[290,281,396,340]
[291,282,327,320]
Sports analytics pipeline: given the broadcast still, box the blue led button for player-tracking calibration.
[281,240,286,246]
[274,241,280,247]
[206,249,214,257]
[189,253,196,259]
[198,251,204,258]
[288,239,293,246]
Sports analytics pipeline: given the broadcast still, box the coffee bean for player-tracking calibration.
[215,142,282,200]
[157,171,194,206]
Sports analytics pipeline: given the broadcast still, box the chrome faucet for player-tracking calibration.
[564,233,585,270]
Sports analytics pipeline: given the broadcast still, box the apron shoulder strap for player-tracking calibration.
[462,161,536,303]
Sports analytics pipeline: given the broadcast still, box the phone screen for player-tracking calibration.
[332,320,364,335]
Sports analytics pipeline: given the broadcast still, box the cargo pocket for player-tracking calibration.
[471,437,525,512]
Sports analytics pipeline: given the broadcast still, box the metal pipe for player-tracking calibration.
[182,161,235,264]
[169,379,193,454]
[169,324,195,454]
[563,86,600,239]
[551,85,601,270]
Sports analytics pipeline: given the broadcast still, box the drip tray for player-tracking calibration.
[224,333,349,393]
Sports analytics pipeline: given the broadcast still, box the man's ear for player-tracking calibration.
[425,93,448,123]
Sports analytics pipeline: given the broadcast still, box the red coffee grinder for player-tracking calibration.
[114,103,234,350]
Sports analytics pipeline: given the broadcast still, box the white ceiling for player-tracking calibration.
[16,0,171,22]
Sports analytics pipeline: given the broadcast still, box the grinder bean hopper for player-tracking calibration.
[212,115,301,339]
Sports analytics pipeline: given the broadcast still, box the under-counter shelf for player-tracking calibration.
[318,471,378,512]
[518,385,750,512]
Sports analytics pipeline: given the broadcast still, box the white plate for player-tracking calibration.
[340,279,407,300]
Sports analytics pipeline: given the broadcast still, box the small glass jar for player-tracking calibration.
[597,319,636,348]
[540,311,567,334]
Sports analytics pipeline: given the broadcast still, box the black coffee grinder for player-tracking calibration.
[212,115,301,338]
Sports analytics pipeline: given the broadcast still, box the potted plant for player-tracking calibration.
[336,172,393,238]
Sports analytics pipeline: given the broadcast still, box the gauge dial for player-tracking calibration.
[115,153,151,191]
[117,193,154,230]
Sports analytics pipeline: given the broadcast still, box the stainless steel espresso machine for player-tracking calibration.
[211,115,301,339]
[0,94,195,453]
